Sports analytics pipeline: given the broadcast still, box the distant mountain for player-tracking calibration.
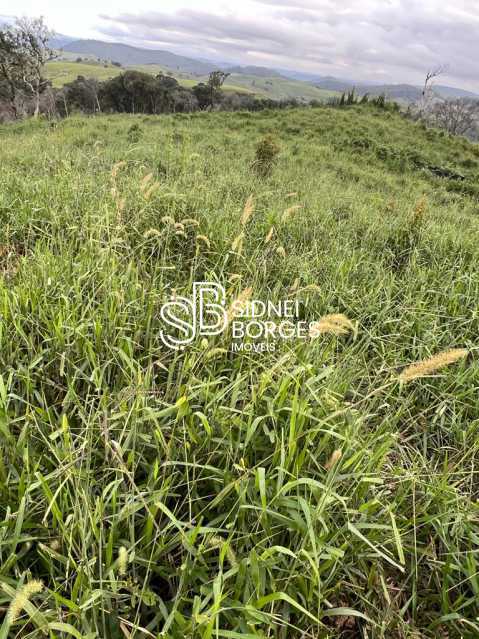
[50,34,77,49]
[225,65,285,78]
[314,78,479,102]
[45,35,479,102]
[274,69,323,83]
[434,85,479,99]
[61,40,218,75]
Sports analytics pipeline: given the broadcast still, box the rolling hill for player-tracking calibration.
[61,39,218,75]
[45,60,338,101]
[314,77,479,102]
[53,37,479,104]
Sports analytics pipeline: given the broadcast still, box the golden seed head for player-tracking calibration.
[309,314,354,338]
[231,232,245,254]
[118,546,128,576]
[240,195,254,226]
[196,234,211,248]
[281,205,302,223]
[399,348,468,383]
[325,449,342,470]
[139,172,154,192]
[227,287,253,323]
[265,226,275,243]
[7,580,44,623]
[111,161,126,179]
[143,228,162,239]
[144,183,159,201]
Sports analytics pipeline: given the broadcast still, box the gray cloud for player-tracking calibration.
[97,1,479,91]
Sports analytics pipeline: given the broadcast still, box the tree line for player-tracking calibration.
[1,17,477,138]
[0,17,302,121]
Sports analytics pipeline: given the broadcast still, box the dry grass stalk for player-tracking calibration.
[144,183,159,201]
[399,348,468,383]
[240,195,254,226]
[140,173,154,192]
[325,449,342,470]
[309,314,354,338]
[281,205,302,223]
[265,226,275,243]
[196,235,211,248]
[231,232,245,254]
[227,287,253,323]
[111,161,126,179]
[289,278,300,293]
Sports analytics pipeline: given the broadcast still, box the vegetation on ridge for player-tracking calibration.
[1,104,479,637]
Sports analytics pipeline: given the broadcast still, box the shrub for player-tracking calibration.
[253,134,280,177]
[127,122,143,143]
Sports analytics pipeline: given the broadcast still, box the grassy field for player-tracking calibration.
[0,105,479,638]
[46,61,335,100]
[46,61,124,87]
[224,73,338,101]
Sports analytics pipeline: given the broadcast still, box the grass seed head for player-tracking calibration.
[265,226,275,243]
[399,348,468,383]
[118,546,128,576]
[325,449,342,470]
[227,287,253,323]
[7,580,44,623]
[139,173,154,192]
[281,205,302,223]
[309,314,354,338]
[196,234,211,248]
[111,161,126,179]
[240,195,255,226]
[231,232,245,254]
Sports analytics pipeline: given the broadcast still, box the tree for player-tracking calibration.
[207,71,230,108]
[0,17,54,118]
[430,99,478,136]
[418,65,446,117]
[57,75,100,116]
[0,25,23,117]
[192,82,211,109]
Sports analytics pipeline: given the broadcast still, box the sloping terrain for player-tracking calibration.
[0,106,479,637]
[315,77,479,102]
[62,39,218,75]
[46,60,337,101]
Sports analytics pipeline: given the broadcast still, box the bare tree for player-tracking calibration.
[418,65,447,117]
[0,16,54,118]
[430,99,478,136]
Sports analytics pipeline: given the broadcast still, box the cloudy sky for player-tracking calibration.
[2,0,478,90]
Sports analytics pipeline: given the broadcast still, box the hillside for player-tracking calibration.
[315,77,479,102]
[61,39,218,75]
[54,38,479,104]
[1,105,479,637]
[222,72,338,101]
[46,60,337,101]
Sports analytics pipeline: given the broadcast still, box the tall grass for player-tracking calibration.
[0,106,478,638]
